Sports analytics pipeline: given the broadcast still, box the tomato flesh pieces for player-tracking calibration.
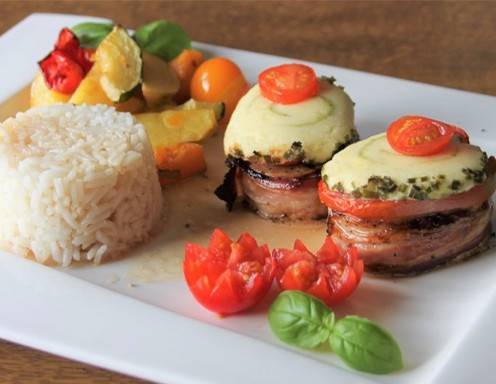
[258,63,319,104]
[273,237,363,306]
[184,228,274,315]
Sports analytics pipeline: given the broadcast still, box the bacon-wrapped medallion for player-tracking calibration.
[319,117,496,276]
[216,64,358,221]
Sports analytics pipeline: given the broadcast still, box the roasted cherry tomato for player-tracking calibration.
[273,237,363,306]
[39,27,94,94]
[318,179,495,221]
[258,63,319,105]
[190,57,248,123]
[39,50,84,94]
[55,28,80,57]
[184,228,275,315]
[387,115,469,156]
[53,27,94,73]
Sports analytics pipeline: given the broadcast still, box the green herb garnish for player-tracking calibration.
[268,290,335,349]
[329,315,403,374]
[133,20,191,61]
[268,291,403,374]
[72,22,113,48]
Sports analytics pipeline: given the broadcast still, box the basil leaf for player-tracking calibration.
[329,316,403,374]
[133,20,191,61]
[72,22,114,48]
[268,291,335,349]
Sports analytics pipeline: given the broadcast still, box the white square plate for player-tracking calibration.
[1,13,496,384]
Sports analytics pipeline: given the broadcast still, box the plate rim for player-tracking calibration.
[1,12,496,384]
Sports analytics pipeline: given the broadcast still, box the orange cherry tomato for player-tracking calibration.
[190,57,249,123]
[272,237,363,306]
[170,49,204,103]
[258,63,319,104]
[387,115,469,156]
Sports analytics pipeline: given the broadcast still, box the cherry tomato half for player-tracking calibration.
[190,57,249,123]
[183,228,275,315]
[387,115,469,156]
[258,63,319,104]
[272,237,363,306]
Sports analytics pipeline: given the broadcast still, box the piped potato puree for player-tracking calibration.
[322,133,488,200]
[224,79,356,164]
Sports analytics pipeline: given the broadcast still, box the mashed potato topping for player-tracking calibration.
[224,79,356,164]
[322,133,488,200]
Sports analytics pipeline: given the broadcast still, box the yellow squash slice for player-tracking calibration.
[136,109,217,148]
[69,64,113,106]
[95,26,142,102]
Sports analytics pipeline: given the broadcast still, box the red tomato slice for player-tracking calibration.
[387,115,470,156]
[258,63,319,104]
[273,237,363,306]
[38,50,84,94]
[184,228,275,315]
[318,179,495,221]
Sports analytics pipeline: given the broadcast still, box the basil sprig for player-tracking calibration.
[133,20,191,61]
[269,291,403,374]
[71,22,113,48]
[268,289,335,349]
[330,316,403,374]
[72,20,191,61]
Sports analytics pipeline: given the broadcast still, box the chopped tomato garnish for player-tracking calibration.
[387,115,469,156]
[184,228,275,315]
[39,51,84,94]
[273,237,363,306]
[258,63,319,104]
[39,27,94,94]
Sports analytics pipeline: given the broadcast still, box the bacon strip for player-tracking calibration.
[215,158,327,220]
[327,203,492,275]
[240,169,327,220]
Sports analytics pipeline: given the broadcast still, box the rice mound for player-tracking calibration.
[0,104,163,266]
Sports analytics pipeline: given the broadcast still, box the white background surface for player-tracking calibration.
[1,13,496,384]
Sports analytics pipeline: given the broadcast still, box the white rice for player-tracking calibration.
[0,104,163,266]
